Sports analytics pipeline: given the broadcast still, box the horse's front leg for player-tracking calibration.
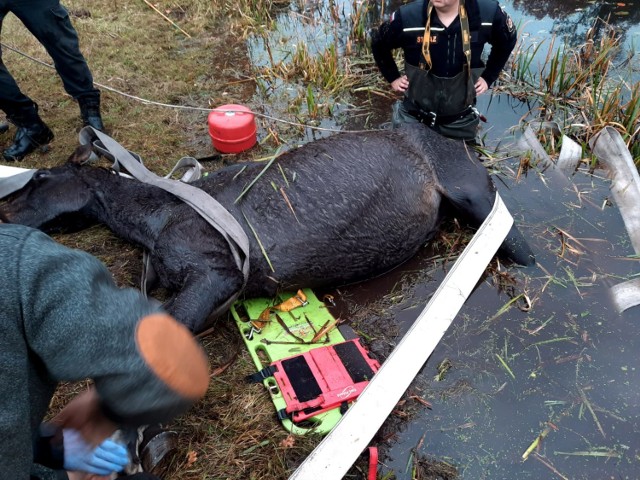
[162,267,244,334]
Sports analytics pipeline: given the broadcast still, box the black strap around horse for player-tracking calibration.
[78,126,250,318]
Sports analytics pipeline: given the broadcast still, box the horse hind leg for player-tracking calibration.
[443,184,535,266]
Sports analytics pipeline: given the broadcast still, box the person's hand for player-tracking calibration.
[391,75,409,93]
[66,471,111,480]
[63,428,129,475]
[475,77,489,95]
[52,387,118,446]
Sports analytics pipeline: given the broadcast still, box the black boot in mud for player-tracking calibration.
[79,98,105,131]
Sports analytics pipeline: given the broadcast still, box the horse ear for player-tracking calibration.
[68,144,94,164]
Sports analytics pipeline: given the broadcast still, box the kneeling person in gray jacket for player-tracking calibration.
[0,224,210,479]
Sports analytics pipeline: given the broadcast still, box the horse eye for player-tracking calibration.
[33,170,51,180]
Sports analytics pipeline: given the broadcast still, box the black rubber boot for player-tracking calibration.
[78,97,105,131]
[3,119,54,161]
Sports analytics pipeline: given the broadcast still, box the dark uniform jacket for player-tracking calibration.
[371,0,517,87]
[0,225,208,479]
[0,0,99,120]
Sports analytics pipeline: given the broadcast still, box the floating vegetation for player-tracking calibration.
[434,358,453,382]
[554,449,621,458]
[495,353,516,379]
[9,1,638,479]
[412,455,458,480]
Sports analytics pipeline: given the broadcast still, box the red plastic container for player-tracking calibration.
[207,104,257,154]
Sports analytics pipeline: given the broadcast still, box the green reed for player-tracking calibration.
[507,18,640,164]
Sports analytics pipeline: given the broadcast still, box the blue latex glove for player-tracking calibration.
[63,428,129,475]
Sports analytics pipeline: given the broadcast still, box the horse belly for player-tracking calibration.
[249,188,442,291]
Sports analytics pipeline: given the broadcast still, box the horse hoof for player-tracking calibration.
[140,427,179,473]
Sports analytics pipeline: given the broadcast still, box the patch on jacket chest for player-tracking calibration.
[416,35,438,44]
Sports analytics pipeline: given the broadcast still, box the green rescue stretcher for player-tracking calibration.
[231,288,379,436]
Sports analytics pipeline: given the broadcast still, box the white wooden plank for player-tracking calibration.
[289,193,514,480]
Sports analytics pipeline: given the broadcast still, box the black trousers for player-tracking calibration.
[0,0,99,122]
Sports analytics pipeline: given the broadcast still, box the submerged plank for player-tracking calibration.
[590,127,640,313]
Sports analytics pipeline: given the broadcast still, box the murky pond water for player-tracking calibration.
[247,1,640,478]
[325,162,639,479]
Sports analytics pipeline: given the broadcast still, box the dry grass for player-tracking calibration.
[1,1,269,171]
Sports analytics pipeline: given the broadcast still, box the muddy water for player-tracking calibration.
[247,1,640,478]
[325,165,640,479]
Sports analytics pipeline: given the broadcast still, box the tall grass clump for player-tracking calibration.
[506,18,640,164]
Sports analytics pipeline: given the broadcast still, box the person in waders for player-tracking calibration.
[371,0,517,143]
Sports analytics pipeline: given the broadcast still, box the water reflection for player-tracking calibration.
[512,0,640,25]
[507,0,640,63]
[247,0,359,139]
[247,0,353,68]
[248,0,639,141]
